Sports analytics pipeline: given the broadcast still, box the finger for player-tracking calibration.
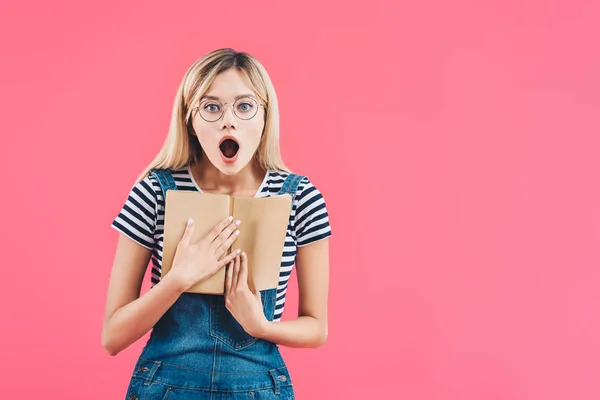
[231,254,241,292]
[214,226,240,259]
[208,216,235,244]
[225,259,234,295]
[218,248,240,267]
[180,218,195,246]
[238,251,249,289]
[210,218,241,252]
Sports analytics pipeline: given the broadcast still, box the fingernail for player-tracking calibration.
[187,218,193,226]
[236,249,241,254]
[242,251,246,257]
[236,220,241,226]
[235,230,240,235]
[228,216,233,221]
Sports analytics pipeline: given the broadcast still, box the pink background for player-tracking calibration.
[1,0,599,399]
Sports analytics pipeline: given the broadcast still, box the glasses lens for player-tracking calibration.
[233,97,259,120]
[197,97,260,122]
[199,100,223,122]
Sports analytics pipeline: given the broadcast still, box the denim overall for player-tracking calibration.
[125,169,305,400]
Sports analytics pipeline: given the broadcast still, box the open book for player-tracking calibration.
[161,190,292,294]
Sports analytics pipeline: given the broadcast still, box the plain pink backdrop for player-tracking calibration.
[1,0,599,399]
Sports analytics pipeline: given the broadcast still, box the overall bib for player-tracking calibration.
[125,169,304,400]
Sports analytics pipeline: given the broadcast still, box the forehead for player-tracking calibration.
[203,68,257,100]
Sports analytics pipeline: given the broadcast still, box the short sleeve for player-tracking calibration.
[110,175,159,250]
[294,176,332,247]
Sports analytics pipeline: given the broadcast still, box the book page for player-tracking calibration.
[232,194,292,292]
[162,190,230,294]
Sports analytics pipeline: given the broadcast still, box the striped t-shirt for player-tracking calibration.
[111,164,332,322]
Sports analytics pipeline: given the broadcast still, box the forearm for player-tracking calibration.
[102,274,186,356]
[254,315,328,348]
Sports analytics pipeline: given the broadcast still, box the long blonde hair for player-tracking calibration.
[134,48,291,185]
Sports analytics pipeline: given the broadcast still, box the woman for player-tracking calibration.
[102,48,332,399]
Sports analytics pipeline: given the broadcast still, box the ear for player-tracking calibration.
[187,119,196,136]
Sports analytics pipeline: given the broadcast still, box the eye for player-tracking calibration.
[203,102,221,113]
[237,102,254,112]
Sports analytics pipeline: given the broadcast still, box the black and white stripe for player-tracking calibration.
[111,165,332,322]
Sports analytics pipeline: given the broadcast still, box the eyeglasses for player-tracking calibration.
[191,96,265,122]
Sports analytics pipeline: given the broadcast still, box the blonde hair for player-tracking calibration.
[134,48,291,185]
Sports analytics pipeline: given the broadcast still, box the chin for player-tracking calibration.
[211,154,253,175]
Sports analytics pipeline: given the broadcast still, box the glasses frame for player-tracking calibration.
[191,96,265,123]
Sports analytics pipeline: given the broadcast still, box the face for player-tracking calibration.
[190,68,265,175]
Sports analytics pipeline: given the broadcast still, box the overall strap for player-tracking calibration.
[277,173,305,199]
[150,169,178,199]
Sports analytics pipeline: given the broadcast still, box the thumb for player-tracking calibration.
[254,291,262,305]
[180,218,195,245]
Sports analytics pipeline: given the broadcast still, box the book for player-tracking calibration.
[161,190,292,294]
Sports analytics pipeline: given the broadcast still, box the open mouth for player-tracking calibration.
[219,137,240,159]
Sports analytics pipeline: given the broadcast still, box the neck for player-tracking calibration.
[191,155,267,196]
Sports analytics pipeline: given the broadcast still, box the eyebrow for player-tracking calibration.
[200,93,257,101]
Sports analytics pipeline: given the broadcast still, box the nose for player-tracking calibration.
[220,103,237,130]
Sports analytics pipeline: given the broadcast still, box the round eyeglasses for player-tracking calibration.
[192,96,265,122]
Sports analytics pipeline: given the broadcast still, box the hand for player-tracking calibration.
[169,216,242,291]
[224,252,268,337]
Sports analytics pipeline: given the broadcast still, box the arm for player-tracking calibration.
[224,176,331,348]
[254,238,329,348]
[103,216,241,356]
[101,233,186,356]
